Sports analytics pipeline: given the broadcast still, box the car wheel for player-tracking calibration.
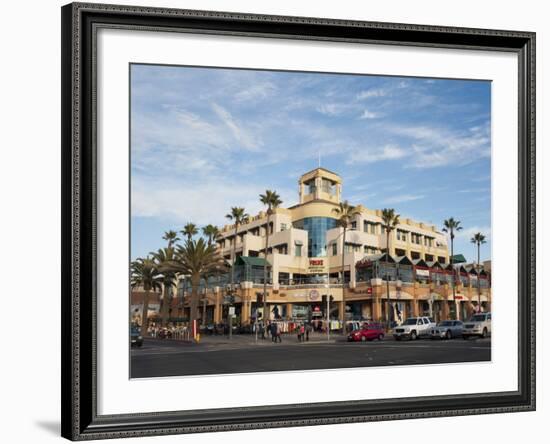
[482,328,487,338]
[395,336,401,341]
[445,330,452,340]
[410,330,417,341]
[463,335,468,340]
[361,336,367,342]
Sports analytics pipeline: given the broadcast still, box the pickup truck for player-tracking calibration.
[393,316,436,340]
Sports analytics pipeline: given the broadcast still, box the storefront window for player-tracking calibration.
[293,217,337,257]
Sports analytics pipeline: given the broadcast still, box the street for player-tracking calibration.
[130,335,491,378]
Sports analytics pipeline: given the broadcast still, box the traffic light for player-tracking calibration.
[329,295,334,303]
[321,295,327,305]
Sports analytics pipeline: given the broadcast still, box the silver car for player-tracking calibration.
[430,320,464,339]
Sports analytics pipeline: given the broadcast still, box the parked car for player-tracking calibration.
[463,312,491,339]
[393,316,436,340]
[130,325,143,347]
[430,320,464,339]
[347,323,385,342]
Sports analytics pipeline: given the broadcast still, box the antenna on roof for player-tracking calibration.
[318,151,321,168]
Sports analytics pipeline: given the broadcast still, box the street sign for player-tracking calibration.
[228,306,235,315]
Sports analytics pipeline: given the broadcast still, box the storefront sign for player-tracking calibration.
[309,289,320,301]
[308,258,328,273]
[416,269,430,277]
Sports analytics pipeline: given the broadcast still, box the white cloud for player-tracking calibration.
[455,226,492,241]
[388,123,491,169]
[132,177,296,228]
[211,103,261,151]
[357,88,387,100]
[382,194,425,204]
[234,81,277,102]
[347,144,409,164]
[359,109,382,119]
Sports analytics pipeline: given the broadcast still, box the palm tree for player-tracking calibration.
[470,232,487,313]
[332,200,360,329]
[162,230,180,248]
[167,239,224,328]
[181,223,198,242]
[381,208,400,328]
[130,256,162,336]
[442,217,463,318]
[225,207,249,298]
[202,224,220,246]
[151,247,178,327]
[259,190,282,322]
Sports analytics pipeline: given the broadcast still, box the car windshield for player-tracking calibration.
[131,326,140,334]
[403,319,418,325]
[439,321,453,326]
[470,315,486,322]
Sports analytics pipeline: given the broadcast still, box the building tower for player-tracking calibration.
[298,168,342,205]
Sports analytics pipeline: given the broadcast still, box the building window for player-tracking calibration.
[438,256,446,264]
[295,244,302,257]
[281,223,288,231]
[332,242,337,256]
[293,217,338,257]
[395,248,406,257]
[364,221,377,234]
[397,230,408,242]
[364,245,377,255]
[424,237,433,247]
[411,233,422,244]
[321,178,335,194]
[351,221,357,230]
[411,251,421,260]
[425,254,434,262]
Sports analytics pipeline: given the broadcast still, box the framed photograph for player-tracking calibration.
[61,2,536,440]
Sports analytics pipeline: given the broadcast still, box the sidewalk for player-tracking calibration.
[147,331,347,348]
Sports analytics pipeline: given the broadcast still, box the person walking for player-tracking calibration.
[275,323,282,343]
[270,322,277,343]
[259,322,266,340]
[305,323,311,341]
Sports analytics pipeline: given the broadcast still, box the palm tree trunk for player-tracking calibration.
[386,231,390,328]
[230,227,237,290]
[263,214,270,322]
[477,242,481,312]
[450,233,456,319]
[141,289,150,337]
[189,274,200,331]
[341,226,346,331]
[161,285,168,327]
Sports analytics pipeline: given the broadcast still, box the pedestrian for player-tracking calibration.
[305,323,311,341]
[259,322,266,340]
[297,324,302,342]
[270,322,277,343]
[300,324,305,342]
[276,323,282,343]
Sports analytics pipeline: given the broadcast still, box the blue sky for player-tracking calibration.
[131,64,491,263]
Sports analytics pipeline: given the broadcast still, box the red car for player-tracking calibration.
[347,323,385,342]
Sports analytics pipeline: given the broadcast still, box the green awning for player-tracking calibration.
[235,256,271,267]
[451,254,467,263]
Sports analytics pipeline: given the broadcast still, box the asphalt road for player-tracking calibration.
[130,336,491,378]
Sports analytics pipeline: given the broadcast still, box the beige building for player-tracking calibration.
[134,168,491,328]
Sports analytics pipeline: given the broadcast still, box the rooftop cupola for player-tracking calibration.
[298,168,342,205]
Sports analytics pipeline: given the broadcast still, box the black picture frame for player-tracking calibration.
[61,2,536,440]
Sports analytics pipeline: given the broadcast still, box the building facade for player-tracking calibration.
[132,168,492,328]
